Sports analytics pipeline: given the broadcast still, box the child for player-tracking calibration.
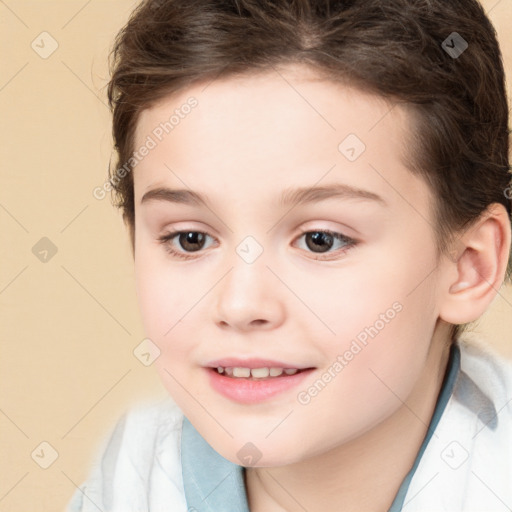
[70,0,512,510]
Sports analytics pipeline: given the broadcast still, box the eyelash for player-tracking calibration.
[157,228,358,261]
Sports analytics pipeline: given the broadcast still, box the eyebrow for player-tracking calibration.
[140,184,386,208]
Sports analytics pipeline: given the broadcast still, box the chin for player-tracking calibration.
[204,432,306,469]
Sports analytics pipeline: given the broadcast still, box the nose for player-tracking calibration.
[213,257,285,332]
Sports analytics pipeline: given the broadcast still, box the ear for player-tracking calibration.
[439,203,511,325]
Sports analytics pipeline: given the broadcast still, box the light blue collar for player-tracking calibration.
[181,416,249,511]
[181,343,461,512]
[387,341,460,510]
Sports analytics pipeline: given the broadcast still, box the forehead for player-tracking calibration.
[132,63,430,220]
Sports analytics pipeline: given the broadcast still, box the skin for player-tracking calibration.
[131,63,511,511]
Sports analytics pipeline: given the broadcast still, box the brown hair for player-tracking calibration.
[106,0,512,341]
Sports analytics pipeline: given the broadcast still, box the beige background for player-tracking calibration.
[1,1,511,511]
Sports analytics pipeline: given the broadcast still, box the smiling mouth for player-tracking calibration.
[210,366,314,380]
[206,365,316,403]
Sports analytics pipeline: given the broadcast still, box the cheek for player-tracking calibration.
[309,240,438,414]
[134,244,210,396]
[134,245,187,348]
[135,263,170,335]
[284,308,431,459]
[135,259,195,404]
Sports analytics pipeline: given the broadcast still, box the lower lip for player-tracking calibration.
[205,367,315,404]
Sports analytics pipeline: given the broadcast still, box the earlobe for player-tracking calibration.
[439,203,511,325]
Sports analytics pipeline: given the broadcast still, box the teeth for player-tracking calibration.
[232,367,251,377]
[250,367,269,378]
[216,366,300,378]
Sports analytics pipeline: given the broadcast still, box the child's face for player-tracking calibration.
[132,63,450,466]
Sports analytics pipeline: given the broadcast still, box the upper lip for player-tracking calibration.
[205,358,315,370]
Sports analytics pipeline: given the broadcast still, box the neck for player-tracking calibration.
[245,324,452,512]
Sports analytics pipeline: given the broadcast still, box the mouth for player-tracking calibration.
[209,366,313,380]
[204,360,316,404]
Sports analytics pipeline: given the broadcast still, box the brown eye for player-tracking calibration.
[157,230,215,259]
[176,231,207,252]
[295,229,357,258]
[304,231,335,253]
